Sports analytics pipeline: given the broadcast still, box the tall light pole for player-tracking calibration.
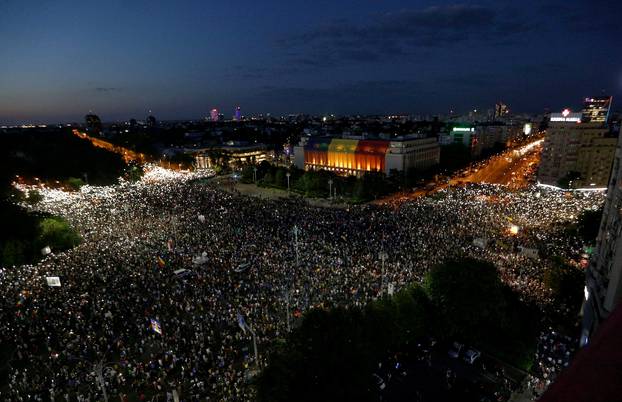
[249,325,259,366]
[328,179,333,199]
[284,290,291,333]
[379,251,388,295]
[286,172,291,192]
[94,360,109,402]
[253,167,258,183]
[293,225,299,267]
[238,314,260,367]
[64,357,113,402]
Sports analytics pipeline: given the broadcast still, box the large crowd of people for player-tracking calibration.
[528,330,576,399]
[0,167,604,401]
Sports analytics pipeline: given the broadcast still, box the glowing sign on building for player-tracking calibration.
[523,123,532,135]
[582,96,612,123]
[550,109,582,123]
[452,127,475,132]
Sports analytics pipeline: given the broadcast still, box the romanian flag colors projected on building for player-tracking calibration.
[303,138,389,173]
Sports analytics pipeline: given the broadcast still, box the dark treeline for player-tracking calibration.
[258,258,539,402]
[0,127,126,187]
[0,127,126,267]
[241,161,439,202]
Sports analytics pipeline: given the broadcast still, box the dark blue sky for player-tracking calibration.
[1,0,621,124]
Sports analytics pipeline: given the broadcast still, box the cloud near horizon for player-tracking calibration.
[278,4,532,66]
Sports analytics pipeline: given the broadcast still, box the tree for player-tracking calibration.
[258,307,378,402]
[577,207,603,243]
[240,165,255,183]
[557,171,581,189]
[25,189,43,204]
[353,177,370,201]
[274,168,287,188]
[258,286,432,402]
[394,286,430,341]
[440,143,471,170]
[124,161,144,183]
[37,217,81,251]
[424,258,507,342]
[262,172,274,186]
[169,152,194,168]
[1,239,26,266]
[543,256,584,309]
[66,177,85,191]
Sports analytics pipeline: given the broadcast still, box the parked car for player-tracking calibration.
[463,348,481,364]
[372,374,386,390]
[448,342,463,358]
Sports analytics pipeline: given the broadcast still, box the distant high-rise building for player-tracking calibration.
[85,113,102,135]
[583,129,622,345]
[538,104,617,188]
[210,108,219,122]
[582,96,613,123]
[146,114,157,128]
[234,106,241,121]
[494,102,509,119]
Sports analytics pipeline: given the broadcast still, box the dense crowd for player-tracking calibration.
[528,330,576,398]
[0,167,604,401]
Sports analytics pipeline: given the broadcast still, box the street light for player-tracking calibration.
[284,289,292,333]
[293,225,300,267]
[238,314,259,367]
[253,167,258,183]
[328,179,333,199]
[379,251,388,295]
[65,355,117,402]
[286,172,291,192]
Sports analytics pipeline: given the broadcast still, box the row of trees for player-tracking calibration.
[0,127,116,267]
[239,162,441,202]
[258,258,538,401]
[0,201,81,267]
[0,128,127,187]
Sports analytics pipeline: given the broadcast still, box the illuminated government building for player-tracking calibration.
[293,135,440,176]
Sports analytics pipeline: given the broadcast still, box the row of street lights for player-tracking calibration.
[250,167,338,198]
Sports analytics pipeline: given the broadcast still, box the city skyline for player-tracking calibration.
[1,0,622,124]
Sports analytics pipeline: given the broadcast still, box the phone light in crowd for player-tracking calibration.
[150,318,162,334]
[509,225,520,235]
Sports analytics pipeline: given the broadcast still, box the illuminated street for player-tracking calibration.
[454,139,543,189]
[378,139,544,206]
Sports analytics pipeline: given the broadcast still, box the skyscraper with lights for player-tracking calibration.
[583,129,622,345]
[210,108,219,122]
[582,96,612,123]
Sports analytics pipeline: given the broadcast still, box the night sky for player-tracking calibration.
[1,0,621,124]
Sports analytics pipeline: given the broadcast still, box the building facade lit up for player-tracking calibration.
[582,96,612,124]
[210,108,219,122]
[539,103,617,188]
[293,135,440,176]
[583,129,622,346]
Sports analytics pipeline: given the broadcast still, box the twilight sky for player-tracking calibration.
[1,0,621,124]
